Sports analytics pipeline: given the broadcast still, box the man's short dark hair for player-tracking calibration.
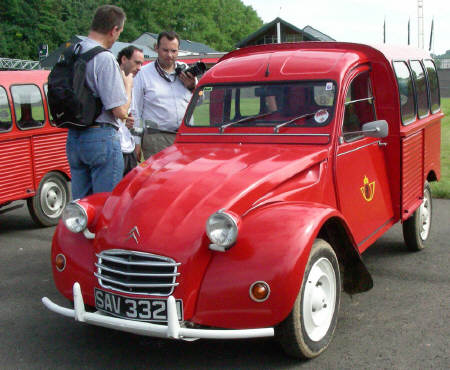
[157,31,180,48]
[91,5,126,34]
[117,45,144,65]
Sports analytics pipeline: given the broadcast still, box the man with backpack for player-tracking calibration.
[63,5,133,199]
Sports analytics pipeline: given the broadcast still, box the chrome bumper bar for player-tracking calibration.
[42,283,275,340]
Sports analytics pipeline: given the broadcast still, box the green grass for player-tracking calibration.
[430,97,450,198]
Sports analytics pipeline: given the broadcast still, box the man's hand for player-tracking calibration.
[125,112,134,129]
[134,144,142,162]
[121,69,134,91]
[178,71,196,91]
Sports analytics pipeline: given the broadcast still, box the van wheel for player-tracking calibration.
[27,172,69,227]
[276,239,341,359]
[402,182,432,251]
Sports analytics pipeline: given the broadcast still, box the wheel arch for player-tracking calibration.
[426,169,438,183]
[317,216,373,294]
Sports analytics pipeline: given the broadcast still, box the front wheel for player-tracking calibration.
[402,182,432,251]
[276,238,341,359]
[27,172,69,227]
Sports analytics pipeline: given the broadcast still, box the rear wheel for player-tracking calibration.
[276,239,341,359]
[27,172,69,227]
[402,182,432,251]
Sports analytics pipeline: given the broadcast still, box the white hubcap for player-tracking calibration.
[303,257,336,341]
[40,180,65,218]
[419,192,431,240]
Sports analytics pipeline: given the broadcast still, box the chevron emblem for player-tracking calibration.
[126,226,140,244]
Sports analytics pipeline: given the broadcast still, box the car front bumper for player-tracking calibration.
[42,282,275,340]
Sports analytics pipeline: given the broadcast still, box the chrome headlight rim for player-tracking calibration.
[206,209,240,250]
[62,201,88,233]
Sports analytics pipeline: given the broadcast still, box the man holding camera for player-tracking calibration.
[132,31,197,159]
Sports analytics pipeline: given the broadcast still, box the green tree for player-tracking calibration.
[0,0,263,60]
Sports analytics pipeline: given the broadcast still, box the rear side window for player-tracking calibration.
[410,60,429,118]
[342,71,376,142]
[423,59,440,113]
[11,84,45,129]
[393,61,416,125]
[0,86,12,132]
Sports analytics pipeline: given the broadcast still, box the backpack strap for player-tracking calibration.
[78,45,108,62]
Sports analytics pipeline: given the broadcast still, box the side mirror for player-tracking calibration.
[361,120,388,138]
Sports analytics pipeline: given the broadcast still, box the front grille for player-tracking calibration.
[95,249,180,296]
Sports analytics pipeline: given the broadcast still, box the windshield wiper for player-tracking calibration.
[273,111,317,133]
[219,111,275,133]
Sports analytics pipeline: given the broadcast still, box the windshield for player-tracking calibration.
[185,81,336,129]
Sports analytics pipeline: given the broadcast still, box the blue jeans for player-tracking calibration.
[67,126,124,200]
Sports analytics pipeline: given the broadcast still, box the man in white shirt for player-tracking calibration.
[117,45,144,175]
[132,31,196,160]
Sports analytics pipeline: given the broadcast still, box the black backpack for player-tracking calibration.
[47,43,108,129]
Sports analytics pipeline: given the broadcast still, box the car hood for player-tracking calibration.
[93,143,328,302]
[96,143,328,248]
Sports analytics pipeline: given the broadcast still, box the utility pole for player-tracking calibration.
[417,0,424,49]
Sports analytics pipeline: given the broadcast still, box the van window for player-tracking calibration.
[423,59,440,113]
[410,60,429,118]
[0,86,12,132]
[342,71,376,141]
[393,61,416,125]
[11,84,45,129]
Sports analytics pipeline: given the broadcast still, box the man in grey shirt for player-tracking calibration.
[66,5,133,199]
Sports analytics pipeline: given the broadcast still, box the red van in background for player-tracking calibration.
[0,70,70,226]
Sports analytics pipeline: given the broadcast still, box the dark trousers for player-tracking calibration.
[123,151,138,176]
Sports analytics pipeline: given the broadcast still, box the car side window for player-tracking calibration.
[11,84,45,129]
[0,86,12,132]
[410,60,429,118]
[393,61,416,125]
[423,59,440,113]
[342,71,376,142]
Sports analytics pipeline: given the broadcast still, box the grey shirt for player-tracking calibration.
[80,38,127,128]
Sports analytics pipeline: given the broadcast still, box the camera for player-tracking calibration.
[175,62,206,78]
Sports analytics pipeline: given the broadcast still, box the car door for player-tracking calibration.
[335,68,394,250]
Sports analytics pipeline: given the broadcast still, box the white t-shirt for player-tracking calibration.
[118,119,135,153]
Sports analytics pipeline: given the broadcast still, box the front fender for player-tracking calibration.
[193,201,342,329]
[51,223,96,304]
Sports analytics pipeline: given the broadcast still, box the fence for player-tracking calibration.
[438,69,450,98]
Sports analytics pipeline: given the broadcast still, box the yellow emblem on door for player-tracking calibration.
[361,176,375,202]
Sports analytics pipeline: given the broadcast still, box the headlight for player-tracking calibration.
[62,202,88,233]
[206,210,240,251]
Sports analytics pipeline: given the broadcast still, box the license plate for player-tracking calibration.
[94,289,183,322]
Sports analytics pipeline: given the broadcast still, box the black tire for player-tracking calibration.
[276,239,341,359]
[27,172,69,227]
[402,182,432,251]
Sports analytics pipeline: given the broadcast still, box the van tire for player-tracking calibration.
[402,182,432,251]
[276,239,341,359]
[27,172,69,227]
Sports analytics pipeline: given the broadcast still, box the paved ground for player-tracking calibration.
[0,200,449,369]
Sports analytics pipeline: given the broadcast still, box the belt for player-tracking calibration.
[145,127,178,134]
[90,122,118,130]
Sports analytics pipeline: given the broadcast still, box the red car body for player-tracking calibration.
[44,42,442,358]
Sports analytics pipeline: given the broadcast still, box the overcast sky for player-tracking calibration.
[241,0,449,55]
